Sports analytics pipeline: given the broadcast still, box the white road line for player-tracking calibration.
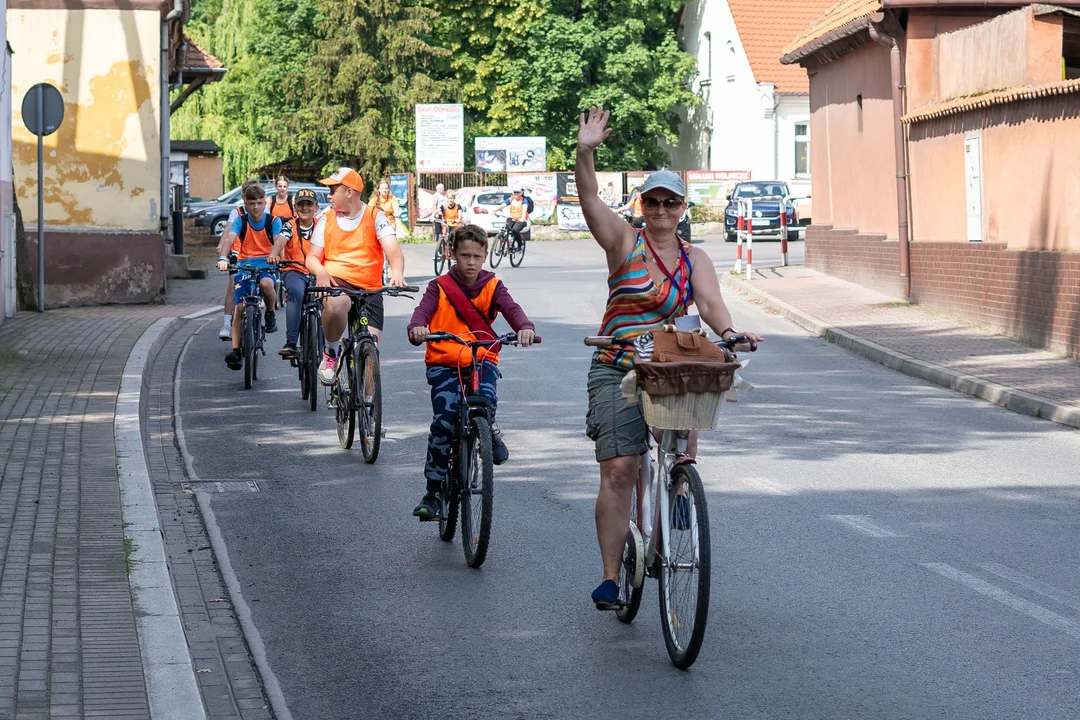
[979,563,1080,613]
[828,514,903,537]
[181,305,224,320]
[923,563,1080,640]
[737,477,792,496]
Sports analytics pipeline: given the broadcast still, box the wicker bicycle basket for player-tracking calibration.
[633,360,741,431]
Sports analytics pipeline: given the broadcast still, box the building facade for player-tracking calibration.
[783,0,1080,358]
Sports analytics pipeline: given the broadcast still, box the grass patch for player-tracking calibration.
[123,537,138,574]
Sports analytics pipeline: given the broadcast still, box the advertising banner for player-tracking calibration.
[508,172,557,222]
[557,172,621,207]
[389,173,411,232]
[686,170,751,206]
[476,137,546,172]
[416,104,464,173]
[556,203,589,231]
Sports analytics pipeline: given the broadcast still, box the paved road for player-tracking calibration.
[180,240,1080,719]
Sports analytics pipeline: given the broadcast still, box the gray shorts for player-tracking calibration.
[586,362,648,462]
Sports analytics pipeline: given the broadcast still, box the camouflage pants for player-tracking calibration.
[424,362,499,490]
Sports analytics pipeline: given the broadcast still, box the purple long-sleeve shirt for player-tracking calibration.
[407,266,535,342]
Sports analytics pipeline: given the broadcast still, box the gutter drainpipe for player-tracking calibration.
[869,20,911,300]
[161,1,182,237]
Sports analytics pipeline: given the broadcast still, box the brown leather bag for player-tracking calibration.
[651,328,733,364]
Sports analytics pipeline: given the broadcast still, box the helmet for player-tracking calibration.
[511,183,524,194]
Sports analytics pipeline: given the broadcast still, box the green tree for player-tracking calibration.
[173,0,319,186]
[281,0,453,186]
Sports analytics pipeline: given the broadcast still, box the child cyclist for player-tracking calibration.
[407,224,536,521]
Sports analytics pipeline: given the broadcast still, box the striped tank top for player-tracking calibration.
[593,232,693,369]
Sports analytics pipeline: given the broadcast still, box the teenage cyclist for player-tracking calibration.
[370,179,405,236]
[306,168,407,385]
[267,175,295,221]
[215,180,287,370]
[615,185,645,228]
[434,189,465,245]
[270,187,318,359]
[497,184,532,248]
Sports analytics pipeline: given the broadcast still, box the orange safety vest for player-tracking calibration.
[372,194,398,224]
[425,277,502,367]
[268,194,295,220]
[632,195,643,217]
[442,203,463,225]
[284,220,315,268]
[507,197,526,221]
[231,214,277,259]
[321,205,384,290]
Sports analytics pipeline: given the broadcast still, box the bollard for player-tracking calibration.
[734,200,744,274]
[779,199,789,267]
[745,198,753,281]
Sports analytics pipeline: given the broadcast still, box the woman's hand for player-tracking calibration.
[577,106,612,152]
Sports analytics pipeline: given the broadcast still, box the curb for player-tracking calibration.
[115,316,209,720]
[720,272,1080,431]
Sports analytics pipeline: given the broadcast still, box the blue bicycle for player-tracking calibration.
[228,259,279,389]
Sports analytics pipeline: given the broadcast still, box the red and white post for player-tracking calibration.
[779,198,789,267]
[745,198,754,281]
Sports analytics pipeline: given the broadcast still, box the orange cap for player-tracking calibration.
[319,167,365,194]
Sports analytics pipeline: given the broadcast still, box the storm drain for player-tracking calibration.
[182,480,261,493]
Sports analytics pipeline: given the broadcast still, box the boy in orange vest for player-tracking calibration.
[406,224,536,521]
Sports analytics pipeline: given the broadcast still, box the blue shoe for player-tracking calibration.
[591,579,623,611]
[673,495,692,531]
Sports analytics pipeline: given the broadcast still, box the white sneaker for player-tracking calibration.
[318,350,338,386]
[218,324,231,341]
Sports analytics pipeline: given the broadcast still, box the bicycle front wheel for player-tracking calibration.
[658,463,710,670]
[336,346,356,449]
[509,235,526,267]
[434,237,447,275]
[489,234,505,268]
[242,305,256,390]
[358,341,382,464]
[459,416,494,568]
[305,316,321,412]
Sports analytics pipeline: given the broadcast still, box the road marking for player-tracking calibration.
[182,305,224,320]
[979,563,1080,613]
[828,515,903,537]
[737,476,791,496]
[923,563,1080,639]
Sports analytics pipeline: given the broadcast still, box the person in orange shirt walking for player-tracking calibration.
[306,167,407,384]
[406,224,536,520]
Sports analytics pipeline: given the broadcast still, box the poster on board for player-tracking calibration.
[476,137,546,172]
[556,203,590,231]
[415,104,465,173]
[508,173,557,222]
[685,170,751,206]
[389,173,411,232]
[557,172,621,206]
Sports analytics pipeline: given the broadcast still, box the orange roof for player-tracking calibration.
[782,0,882,60]
[729,0,838,93]
[903,78,1080,123]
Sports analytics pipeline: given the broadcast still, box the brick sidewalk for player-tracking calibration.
[726,265,1080,410]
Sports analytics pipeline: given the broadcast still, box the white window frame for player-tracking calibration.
[794,121,810,177]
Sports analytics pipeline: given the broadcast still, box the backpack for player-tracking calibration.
[268,193,295,218]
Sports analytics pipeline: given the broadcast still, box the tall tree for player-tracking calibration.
[281,0,453,185]
[173,0,319,186]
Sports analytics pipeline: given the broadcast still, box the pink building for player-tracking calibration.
[783,0,1080,358]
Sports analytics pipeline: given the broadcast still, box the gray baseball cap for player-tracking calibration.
[638,170,685,197]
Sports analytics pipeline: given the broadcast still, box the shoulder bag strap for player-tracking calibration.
[435,276,497,340]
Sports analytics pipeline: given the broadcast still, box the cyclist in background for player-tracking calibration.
[270,187,319,359]
[615,185,645,228]
[434,189,465,244]
[267,175,295,221]
[215,180,287,371]
[497,184,532,248]
[306,168,407,385]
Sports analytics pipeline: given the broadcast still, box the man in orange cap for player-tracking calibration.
[307,167,407,384]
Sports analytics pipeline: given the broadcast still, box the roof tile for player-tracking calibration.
[182,36,224,72]
[729,0,838,93]
[782,0,882,60]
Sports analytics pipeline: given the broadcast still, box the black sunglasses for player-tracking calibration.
[642,197,684,210]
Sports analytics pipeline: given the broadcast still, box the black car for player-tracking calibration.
[188,184,330,236]
[723,181,799,242]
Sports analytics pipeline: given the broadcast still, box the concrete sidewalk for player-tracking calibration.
[720,264,1080,429]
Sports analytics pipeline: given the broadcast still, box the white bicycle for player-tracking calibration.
[584,332,753,669]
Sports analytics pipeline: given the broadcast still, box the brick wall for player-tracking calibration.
[806,225,1080,359]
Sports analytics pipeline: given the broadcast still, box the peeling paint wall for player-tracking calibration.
[8,8,161,231]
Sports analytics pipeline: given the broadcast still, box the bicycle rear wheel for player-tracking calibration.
[509,235,526,267]
[434,237,447,275]
[304,316,321,412]
[459,416,494,568]
[616,484,645,624]
[489,234,505,268]
[335,345,356,449]
[658,464,711,670]
[357,341,382,464]
[242,305,256,390]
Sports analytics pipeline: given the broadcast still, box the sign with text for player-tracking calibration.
[558,172,622,206]
[556,203,590,231]
[686,170,751,206]
[416,104,464,173]
[476,136,546,172]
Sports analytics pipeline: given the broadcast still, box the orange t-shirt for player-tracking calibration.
[321,205,384,290]
[425,277,501,367]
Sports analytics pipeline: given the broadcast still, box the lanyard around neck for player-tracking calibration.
[642,231,691,310]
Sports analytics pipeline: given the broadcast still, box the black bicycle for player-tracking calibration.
[309,284,419,462]
[423,331,540,568]
[276,260,322,411]
[489,222,526,268]
[227,260,278,390]
[433,221,453,275]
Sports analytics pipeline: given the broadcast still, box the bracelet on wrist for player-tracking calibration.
[720,327,736,338]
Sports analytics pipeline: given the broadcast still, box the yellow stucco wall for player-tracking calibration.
[9,8,161,231]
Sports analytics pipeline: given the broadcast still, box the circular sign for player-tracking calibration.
[21,83,65,137]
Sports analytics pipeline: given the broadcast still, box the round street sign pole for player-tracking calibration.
[21,83,65,312]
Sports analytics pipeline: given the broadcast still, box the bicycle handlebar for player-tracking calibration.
[584,333,755,353]
[425,331,541,348]
[307,285,421,298]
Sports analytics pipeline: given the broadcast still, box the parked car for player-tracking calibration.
[723,181,801,242]
[189,183,330,236]
[453,186,532,242]
[618,204,693,244]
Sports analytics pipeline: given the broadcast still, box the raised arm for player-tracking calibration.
[575,107,634,266]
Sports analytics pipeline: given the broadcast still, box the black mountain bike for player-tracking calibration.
[489,222,526,268]
[423,331,540,568]
[228,260,278,390]
[276,260,322,411]
[433,221,452,275]
[309,284,419,462]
